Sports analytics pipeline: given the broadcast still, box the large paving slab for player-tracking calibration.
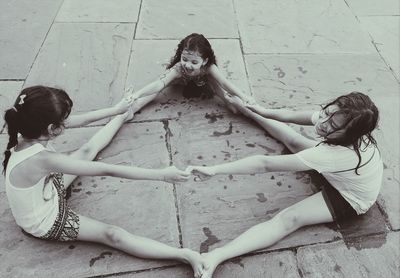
[208,251,300,278]
[0,0,63,79]
[169,114,341,253]
[0,81,23,133]
[345,0,400,16]
[359,16,400,81]
[234,0,375,54]
[55,0,141,23]
[24,23,135,114]
[0,122,185,277]
[244,53,399,108]
[126,39,251,121]
[136,0,238,39]
[297,232,400,278]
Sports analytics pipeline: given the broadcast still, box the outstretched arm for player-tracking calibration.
[132,67,180,100]
[40,151,190,183]
[65,90,134,128]
[188,154,312,179]
[246,104,315,125]
[208,64,253,103]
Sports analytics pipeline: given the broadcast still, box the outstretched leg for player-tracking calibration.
[63,112,129,187]
[200,192,333,277]
[77,215,203,278]
[229,97,318,153]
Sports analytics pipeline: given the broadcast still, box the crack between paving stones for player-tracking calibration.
[86,263,183,277]
[162,120,184,248]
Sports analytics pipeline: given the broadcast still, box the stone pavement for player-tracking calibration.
[0,0,399,277]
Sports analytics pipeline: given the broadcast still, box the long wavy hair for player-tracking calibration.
[167,33,217,69]
[3,85,73,173]
[320,92,379,174]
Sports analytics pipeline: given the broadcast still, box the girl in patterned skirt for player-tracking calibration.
[3,85,203,278]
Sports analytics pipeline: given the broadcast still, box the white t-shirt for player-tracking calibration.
[295,112,384,214]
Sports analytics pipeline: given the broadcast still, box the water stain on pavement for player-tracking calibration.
[89,251,112,267]
[200,227,221,253]
[230,257,244,268]
[344,233,387,251]
[212,122,233,137]
[205,112,224,123]
[256,193,268,202]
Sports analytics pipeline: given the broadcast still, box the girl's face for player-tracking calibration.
[315,105,347,139]
[180,50,208,76]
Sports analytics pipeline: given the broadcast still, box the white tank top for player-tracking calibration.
[5,143,59,237]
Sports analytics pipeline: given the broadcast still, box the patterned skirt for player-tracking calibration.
[38,173,80,241]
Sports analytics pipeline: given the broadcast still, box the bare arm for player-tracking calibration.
[65,90,134,128]
[188,154,312,179]
[133,67,180,100]
[40,151,189,182]
[208,64,252,102]
[246,104,315,125]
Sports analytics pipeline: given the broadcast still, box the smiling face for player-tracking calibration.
[180,49,208,76]
[314,104,348,140]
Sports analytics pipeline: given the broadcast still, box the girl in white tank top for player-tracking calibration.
[3,86,203,277]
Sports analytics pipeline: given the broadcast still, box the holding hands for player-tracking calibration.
[113,86,135,114]
[160,166,192,182]
[186,165,216,181]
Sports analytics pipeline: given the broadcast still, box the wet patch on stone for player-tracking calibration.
[89,251,112,267]
[345,233,388,251]
[211,122,233,137]
[205,112,224,123]
[256,193,268,202]
[256,143,276,153]
[230,257,244,268]
[339,204,388,242]
[200,227,221,253]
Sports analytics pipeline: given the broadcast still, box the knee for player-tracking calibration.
[276,208,302,232]
[79,143,96,159]
[103,225,125,246]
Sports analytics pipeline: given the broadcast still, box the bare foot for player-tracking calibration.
[181,248,204,278]
[200,251,222,278]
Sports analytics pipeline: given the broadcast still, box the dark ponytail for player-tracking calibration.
[2,85,73,174]
[2,109,19,173]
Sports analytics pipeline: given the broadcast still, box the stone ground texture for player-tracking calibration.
[0,0,399,277]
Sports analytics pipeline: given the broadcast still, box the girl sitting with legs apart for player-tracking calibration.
[3,85,203,278]
[129,33,255,113]
[189,92,383,278]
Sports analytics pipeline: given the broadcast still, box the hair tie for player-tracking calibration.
[19,94,26,105]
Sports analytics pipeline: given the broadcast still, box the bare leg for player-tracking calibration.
[63,113,129,188]
[200,192,333,277]
[229,97,318,153]
[77,215,203,278]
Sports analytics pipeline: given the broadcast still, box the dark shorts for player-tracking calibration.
[321,181,358,222]
[37,173,80,241]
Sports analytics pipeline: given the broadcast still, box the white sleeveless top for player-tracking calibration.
[5,144,59,237]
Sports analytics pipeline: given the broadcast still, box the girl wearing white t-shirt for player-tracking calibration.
[189,92,383,278]
[3,86,204,277]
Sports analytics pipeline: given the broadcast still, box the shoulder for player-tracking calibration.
[207,64,219,74]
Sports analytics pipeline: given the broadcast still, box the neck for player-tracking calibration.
[18,137,50,149]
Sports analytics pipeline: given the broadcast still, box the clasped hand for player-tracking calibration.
[160,165,216,183]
